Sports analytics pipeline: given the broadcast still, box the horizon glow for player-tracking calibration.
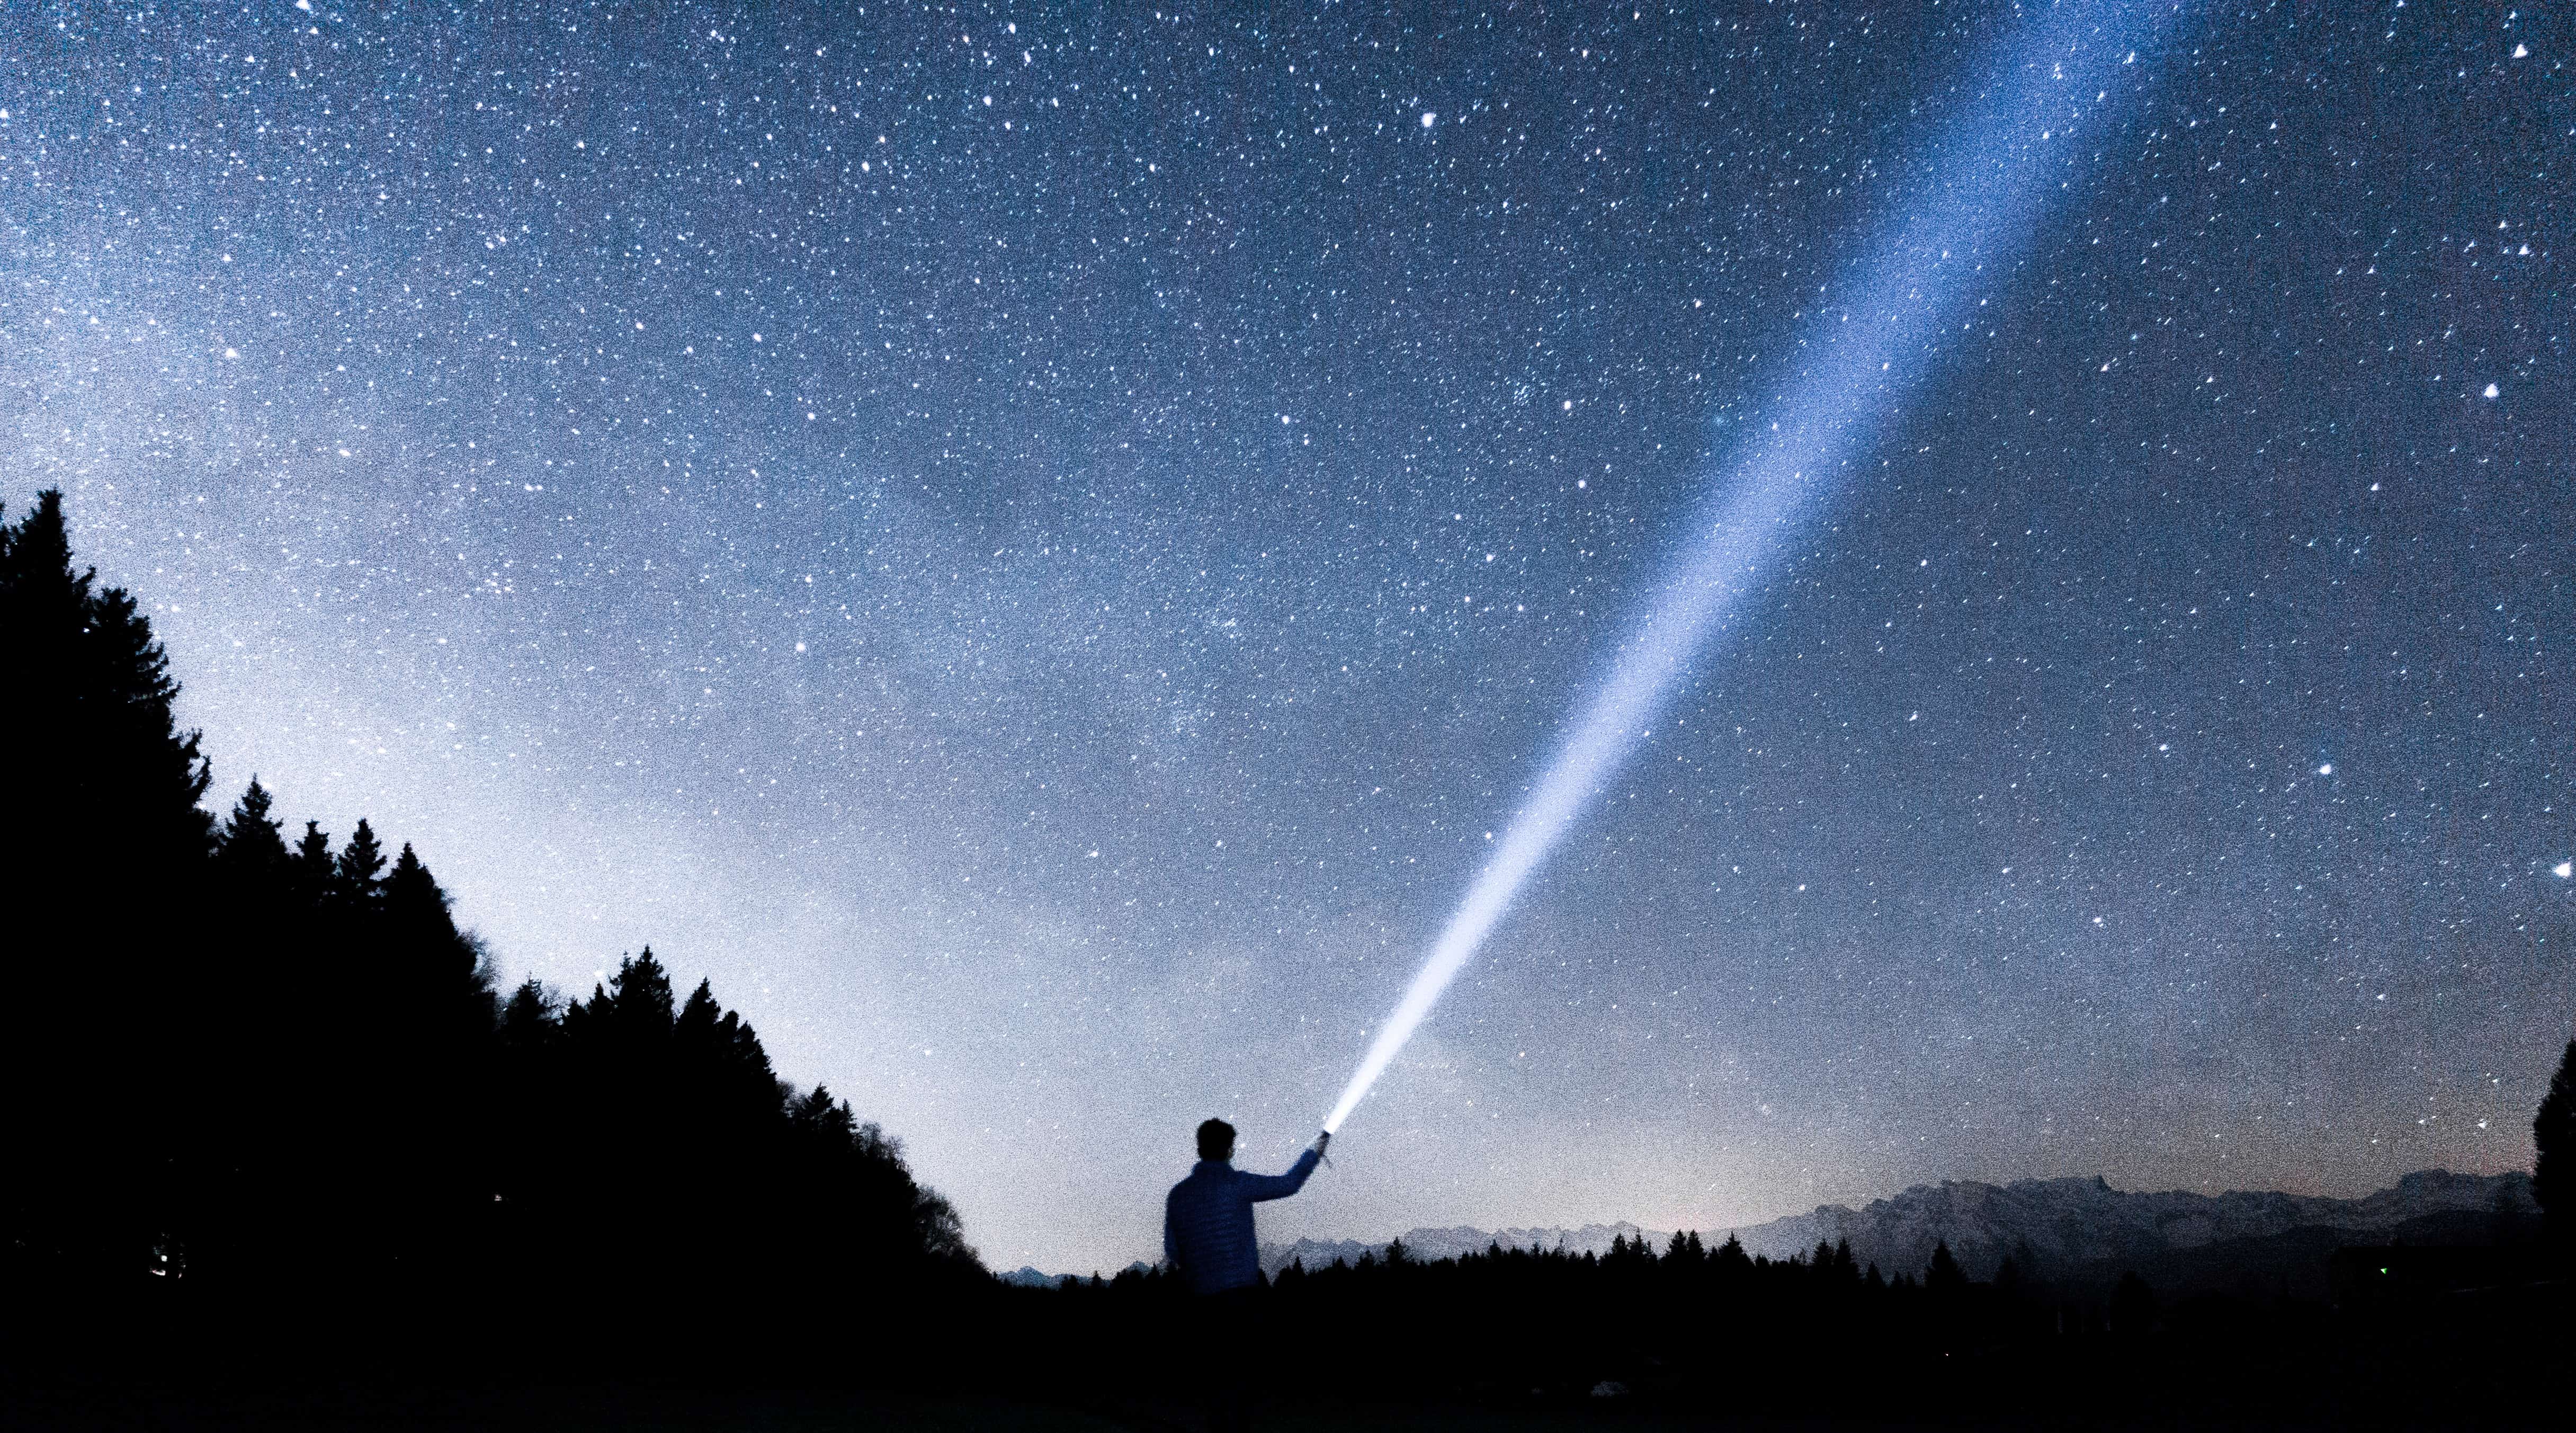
[1323,2,2178,1137]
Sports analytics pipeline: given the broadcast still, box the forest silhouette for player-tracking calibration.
[1009,1201,2569,1425]
[4,487,2570,1426]
[2,490,978,1379]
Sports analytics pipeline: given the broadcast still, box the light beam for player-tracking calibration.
[1323,3,2178,1136]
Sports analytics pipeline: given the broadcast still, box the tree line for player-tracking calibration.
[2,491,977,1373]
[1013,1208,2570,1422]
[1027,1228,2086,1403]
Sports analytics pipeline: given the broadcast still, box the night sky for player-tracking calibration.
[4,3,2569,1276]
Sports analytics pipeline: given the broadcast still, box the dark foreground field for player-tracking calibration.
[2,1384,2565,1433]
[7,1278,2571,1431]
[7,1243,2567,1431]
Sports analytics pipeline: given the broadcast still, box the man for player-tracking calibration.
[1164,1119,1329,1430]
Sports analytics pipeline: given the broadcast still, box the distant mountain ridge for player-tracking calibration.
[1255,1169,2535,1283]
[1721,1168,2535,1281]
[996,1266,1062,1288]
[999,1261,1152,1287]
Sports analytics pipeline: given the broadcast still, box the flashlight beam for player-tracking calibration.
[1323,3,2177,1136]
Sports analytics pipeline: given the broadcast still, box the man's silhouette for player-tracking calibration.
[1164,1119,1328,1430]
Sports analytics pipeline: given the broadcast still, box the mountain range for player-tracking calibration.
[1254,1168,2539,1295]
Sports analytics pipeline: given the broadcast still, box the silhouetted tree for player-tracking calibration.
[2540,1038,2576,1244]
[213,778,290,880]
[1926,1240,1966,1293]
[379,842,491,1034]
[334,817,387,903]
[289,820,335,905]
[1713,1232,1752,1279]
[497,977,562,1048]
[575,946,678,1041]
[0,493,212,864]
[1663,1229,1703,1271]
[3,490,213,1283]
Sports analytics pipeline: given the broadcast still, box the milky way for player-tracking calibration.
[4,4,2569,1275]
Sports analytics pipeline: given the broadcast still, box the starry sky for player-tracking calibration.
[4,2,2569,1276]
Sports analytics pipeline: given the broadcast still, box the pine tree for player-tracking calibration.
[497,978,561,1049]
[214,779,290,881]
[584,948,677,1035]
[488,977,564,1265]
[381,842,486,1018]
[290,821,336,905]
[0,493,97,786]
[677,976,724,1038]
[2,491,214,1279]
[0,493,211,868]
[0,488,214,890]
[381,842,447,928]
[2538,1038,2575,1241]
[1713,1232,1751,1278]
[195,776,301,1284]
[334,818,387,903]
[675,977,779,1116]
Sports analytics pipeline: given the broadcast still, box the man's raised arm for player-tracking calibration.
[1243,1131,1330,1202]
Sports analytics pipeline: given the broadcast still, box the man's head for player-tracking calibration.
[1196,1117,1236,1162]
